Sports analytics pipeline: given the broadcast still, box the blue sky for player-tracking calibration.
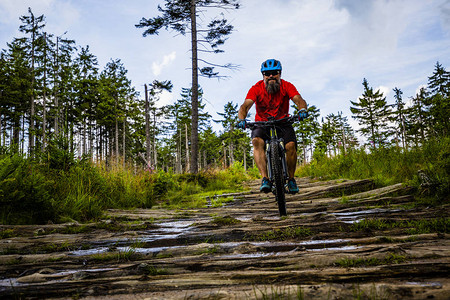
[1,0,450,133]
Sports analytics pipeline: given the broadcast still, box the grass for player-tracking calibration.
[253,285,305,300]
[194,245,220,255]
[335,252,408,268]
[347,218,449,234]
[251,226,313,241]
[140,264,171,276]
[89,247,140,262]
[296,137,450,204]
[0,229,17,239]
[210,195,235,207]
[338,194,350,204]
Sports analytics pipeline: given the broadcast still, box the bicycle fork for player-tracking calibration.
[265,141,273,182]
[279,139,289,183]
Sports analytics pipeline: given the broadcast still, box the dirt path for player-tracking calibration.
[1,178,448,299]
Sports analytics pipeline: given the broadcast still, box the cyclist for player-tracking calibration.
[237,59,308,194]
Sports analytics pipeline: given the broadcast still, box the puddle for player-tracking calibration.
[333,209,403,223]
[69,244,184,257]
[235,216,252,222]
[69,220,195,256]
[298,239,348,245]
[307,245,359,252]
[139,220,195,242]
[405,281,442,288]
[70,247,109,256]
[116,245,182,255]
[219,239,349,249]
[156,220,195,233]
[219,252,278,259]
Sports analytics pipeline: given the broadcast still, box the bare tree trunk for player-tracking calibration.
[29,25,36,156]
[144,84,150,164]
[177,126,182,173]
[243,145,246,170]
[229,138,234,165]
[190,0,199,174]
[203,150,206,170]
[54,36,59,136]
[123,117,126,168]
[185,123,190,172]
[400,114,407,151]
[21,115,25,154]
[153,110,157,169]
[42,33,47,151]
[89,121,94,160]
[82,121,86,156]
[222,140,227,168]
[99,127,103,162]
[302,141,307,166]
[115,96,119,165]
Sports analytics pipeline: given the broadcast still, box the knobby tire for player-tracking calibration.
[270,139,287,216]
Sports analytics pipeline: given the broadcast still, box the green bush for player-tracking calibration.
[0,154,56,224]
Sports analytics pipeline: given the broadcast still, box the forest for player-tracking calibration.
[0,8,449,225]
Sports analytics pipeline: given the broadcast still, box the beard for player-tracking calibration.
[265,78,280,94]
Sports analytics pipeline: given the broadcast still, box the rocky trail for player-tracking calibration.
[0,178,448,299]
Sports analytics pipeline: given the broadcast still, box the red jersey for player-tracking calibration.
[246,79,300,121]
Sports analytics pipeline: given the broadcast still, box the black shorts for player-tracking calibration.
[251,123,297,149]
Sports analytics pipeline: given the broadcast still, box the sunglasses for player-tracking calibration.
[263,70,280,77]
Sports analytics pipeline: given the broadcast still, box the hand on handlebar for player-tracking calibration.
[297,108,308,121]
[237,119,247,129]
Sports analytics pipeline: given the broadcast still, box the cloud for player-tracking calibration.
[152,51,177,76]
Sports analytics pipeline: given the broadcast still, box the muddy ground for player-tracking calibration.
[0,178,448,299]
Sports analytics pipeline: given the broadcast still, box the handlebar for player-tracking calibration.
[244,115,298,130]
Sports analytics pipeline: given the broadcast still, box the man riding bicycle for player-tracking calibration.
[237,59,308,194]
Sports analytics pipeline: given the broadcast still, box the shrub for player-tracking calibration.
[0,154,56,224]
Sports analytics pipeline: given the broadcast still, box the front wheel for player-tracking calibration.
[270,139,287,216]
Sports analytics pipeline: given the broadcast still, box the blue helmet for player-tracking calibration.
[261,59,282,73]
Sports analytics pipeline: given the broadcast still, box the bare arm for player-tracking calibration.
[238,99,254,120]
[292,94,307,111]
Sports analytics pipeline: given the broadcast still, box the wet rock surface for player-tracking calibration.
[0,178,449,299]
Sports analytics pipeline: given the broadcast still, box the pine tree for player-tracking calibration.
[52,34,75,137]
[199,125,222,169]
[144,80,173,169]
[409,87,429,146]
[293,105,320,163]
[136,0,240,173]
[427,62,450,137]
[350,78,392,149]
[0,41,32,150]
[73,45,99,157]
[18,8,45,155]
[391,87,409,150]
[214,101,249,167]
[97,59,132,162]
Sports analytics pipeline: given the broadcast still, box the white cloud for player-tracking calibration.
[152,51,177,76]
[376,86,390,99]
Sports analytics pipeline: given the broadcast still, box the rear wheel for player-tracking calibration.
[270,139,286,216]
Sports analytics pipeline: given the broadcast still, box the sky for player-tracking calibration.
[1,0,450,134]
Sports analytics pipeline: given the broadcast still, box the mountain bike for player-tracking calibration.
[245,115,298,216]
